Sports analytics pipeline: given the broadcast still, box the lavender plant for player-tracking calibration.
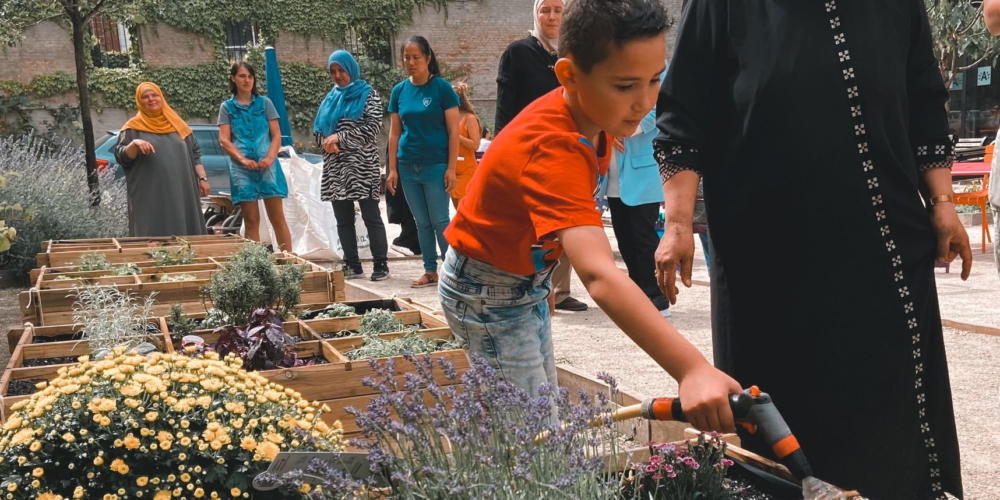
[0,133,128,282]
[254,356,763,500]
[352,354,625,499]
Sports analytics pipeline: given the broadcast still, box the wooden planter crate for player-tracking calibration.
[0,318,173,419]
[20,254,344,326]
[36,235,249,267]
[29,257,224,284]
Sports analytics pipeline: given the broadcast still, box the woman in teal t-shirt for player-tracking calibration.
[385,36,461,288]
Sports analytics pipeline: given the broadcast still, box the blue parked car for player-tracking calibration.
[95,125,322,195]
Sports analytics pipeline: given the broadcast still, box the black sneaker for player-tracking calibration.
[651,295,671,318]
[370,263,390,282]
[343,265,365,280]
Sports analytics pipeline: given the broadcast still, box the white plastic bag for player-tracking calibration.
[248,147,370,261]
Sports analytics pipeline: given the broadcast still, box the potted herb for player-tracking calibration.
[71,285,161,358]
[146,244,196,266]
[205,244,305,327]
[213,308,305,370]
[77,251,112,271]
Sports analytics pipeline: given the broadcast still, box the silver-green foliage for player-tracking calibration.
[72,285,159,351]
[109,262,141,276]
[78,252,112,272]
[358,309,410,336]
[160,273,197,282]
[199,308,229,329]
[147,246,196,266]
[344,309,459,361]
[0,135,128,282]
[206,243,305,327]
[310,303,356,319]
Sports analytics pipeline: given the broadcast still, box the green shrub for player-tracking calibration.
[205,243,305,326]
[0,134,128,282]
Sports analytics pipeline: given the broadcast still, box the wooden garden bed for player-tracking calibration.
[0,318,173,419]
[29,258,224,284]
[19,254,344,326]
[36,235,249,267]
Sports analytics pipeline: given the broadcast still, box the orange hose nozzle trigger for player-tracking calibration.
[740,422,758,434]
[750,385,761,397]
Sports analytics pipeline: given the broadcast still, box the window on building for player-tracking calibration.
[89,14,131,68]
[346,22,394,65]
[224,21,258,63]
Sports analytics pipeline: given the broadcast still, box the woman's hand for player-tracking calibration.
[386,170,399,195]
[444,167,457,193]
[613,137,625,153]
[130,139,155,156]
[655,221,695,304]
[931,203,973,280]
[198,178,211,197]
[322,134,340,154]
[241,157,259,170]
[258,157,274,170]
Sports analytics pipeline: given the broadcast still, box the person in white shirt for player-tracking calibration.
[477,127,492,153]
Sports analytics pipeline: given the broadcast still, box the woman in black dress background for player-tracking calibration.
[654,1,972,498]
[493,0,562,135]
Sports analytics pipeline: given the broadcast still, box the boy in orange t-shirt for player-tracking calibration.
[440,0,740,433]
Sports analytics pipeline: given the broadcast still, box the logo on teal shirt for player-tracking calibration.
[422,97,432,107]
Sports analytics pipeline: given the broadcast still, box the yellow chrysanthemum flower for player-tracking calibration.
[124,434,140,450]
[32,467,43,477]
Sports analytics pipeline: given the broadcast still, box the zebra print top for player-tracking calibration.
[321,89,383,201]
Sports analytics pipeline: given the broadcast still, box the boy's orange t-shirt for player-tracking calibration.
[445,88,609,276]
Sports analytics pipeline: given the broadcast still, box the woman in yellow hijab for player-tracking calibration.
[114,82,208,236]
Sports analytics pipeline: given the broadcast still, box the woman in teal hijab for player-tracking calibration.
[314,50,389,281]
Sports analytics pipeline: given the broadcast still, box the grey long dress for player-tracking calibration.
[113,129,207,236]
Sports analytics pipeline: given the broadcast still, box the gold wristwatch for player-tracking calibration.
[928,194,953,207]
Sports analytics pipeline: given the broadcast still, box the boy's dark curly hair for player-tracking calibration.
[559,0,670,73]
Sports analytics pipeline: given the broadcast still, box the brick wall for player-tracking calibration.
[398,0,686,125]
[398,0,534,102]
[273,32,338,66]
[0,22,77,82]
[138,23,215,68]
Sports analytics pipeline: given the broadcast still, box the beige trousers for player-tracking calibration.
[552,253,573,303]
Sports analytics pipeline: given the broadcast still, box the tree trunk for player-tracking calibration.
[71,16,101,206]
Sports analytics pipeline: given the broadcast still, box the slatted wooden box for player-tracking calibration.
[0,318,174,418]
[36,235,249,267]
[19,253,343,326]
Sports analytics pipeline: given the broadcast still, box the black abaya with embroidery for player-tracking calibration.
[654,1,961,498]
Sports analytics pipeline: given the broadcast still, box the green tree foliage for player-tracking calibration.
[0,0,149,204]
[926,0,1000,89]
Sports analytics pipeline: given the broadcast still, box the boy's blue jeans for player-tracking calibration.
[398,163,450,272]
[438,248,557,398]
